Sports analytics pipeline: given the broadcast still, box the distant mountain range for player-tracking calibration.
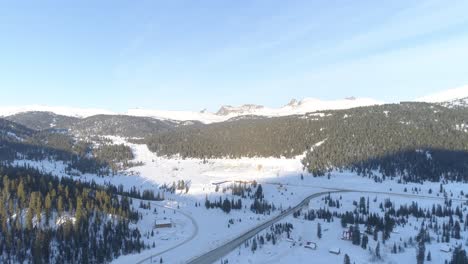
[2,85,468,124]
[0,96,383,124]
[1,86,468,183]
[1,85,467,137]
[127,96,383,123]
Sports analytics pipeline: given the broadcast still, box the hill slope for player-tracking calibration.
[145,102,468,182]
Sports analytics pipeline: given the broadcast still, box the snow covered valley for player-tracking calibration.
[10,137,468,264]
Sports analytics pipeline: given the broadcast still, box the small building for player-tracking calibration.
[329,248,341,255]
[440,245,452,253]
[155,219,172,229]
[304,241,317,250]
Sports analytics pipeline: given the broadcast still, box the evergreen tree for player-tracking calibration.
[317,223,322,239]
[450,247,468,264]
[352,224,361,245]
[251,238,258,252]
[344,254,351,264]
[375,242,381,259]
[361,234,368,249]
[417,240,425,264]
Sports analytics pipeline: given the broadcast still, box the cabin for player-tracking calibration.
[329,248,341,255]
[155,219,172,229]
[304,241,317,250]
[440,245,452,253]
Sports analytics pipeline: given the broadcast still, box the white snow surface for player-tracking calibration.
[417,84,468,103]
[0,97,383,124]
[127,97,383,124]
[224,192,468,264]
[10,137,468,264]
[0,105,115,118]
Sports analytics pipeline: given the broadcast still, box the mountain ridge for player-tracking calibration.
[3,85,468,124]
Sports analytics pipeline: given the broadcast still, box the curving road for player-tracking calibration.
[186,185,468,264]
[186,190,347,264]
[135,201,199,264]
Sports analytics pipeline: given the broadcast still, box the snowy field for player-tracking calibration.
[11,137,468,263]
[223,192,468,264]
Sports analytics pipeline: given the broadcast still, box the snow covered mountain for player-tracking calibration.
[127,97,383,124]
[416,85,468,107]
[0,105,115,118]
[0,97,383,124]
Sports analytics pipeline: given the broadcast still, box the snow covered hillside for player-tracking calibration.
[10,136,468,264]
[0,105,115,118]
[417,84,468,107]
[127,97,383,124]
[1,97,383,124]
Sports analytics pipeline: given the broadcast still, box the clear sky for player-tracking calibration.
[1,0,468,111]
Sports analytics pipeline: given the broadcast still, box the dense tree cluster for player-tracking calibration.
[0,165,147,263]
[450,246,468,264]
[5,111,79,131]
[303,103,468,182]
[93,143,136,171]
[70,115,180,138]
[204,196,242,213]
[146,115,320,158]
[144,103,468,182]
[248,222,294,253]
[6,112,184,138]
[305,194,468,263]
[0,118,139,176]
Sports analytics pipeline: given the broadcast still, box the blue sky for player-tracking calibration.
[1,0,468,111]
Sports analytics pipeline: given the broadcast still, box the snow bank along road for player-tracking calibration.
[135,201,199,264]
[186,190,347,264]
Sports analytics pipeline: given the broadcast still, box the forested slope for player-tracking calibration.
[0,118,136,176]
[0,165,146,263]
[145,103,468,182]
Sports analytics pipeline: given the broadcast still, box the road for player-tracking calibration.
[135,201,199,264]
[186,190,346,264]
[264,181,468,202]
[186,185,468,264]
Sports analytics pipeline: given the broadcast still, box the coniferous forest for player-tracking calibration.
[145,103,468,182]
[0,165,147,263]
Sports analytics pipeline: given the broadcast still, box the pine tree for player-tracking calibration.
[417,240,425,264]
[251,238,258,252]
[344,254,351,264]
[352,224,361,245]
[57,196,64,216]
[317,223,322,239]
[454,221,461,239]
[44,193,52,225]
[361,234,368,249]
[375,242,381,259]
[450,246,468,264]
